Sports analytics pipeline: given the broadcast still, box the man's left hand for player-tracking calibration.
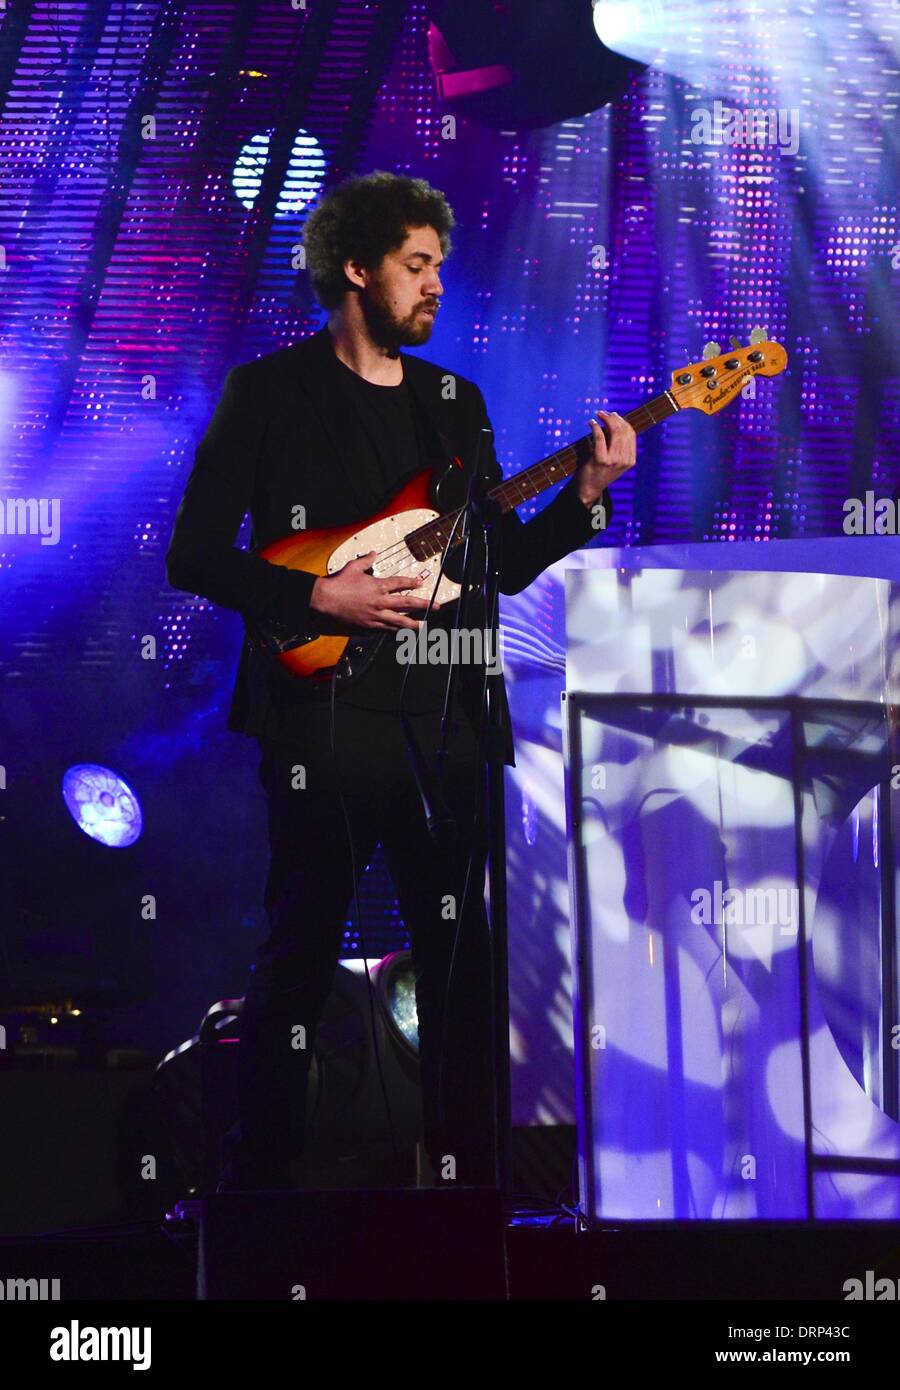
[576,410,637,506]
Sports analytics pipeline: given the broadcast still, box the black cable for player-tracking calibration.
[435,543,499,1172]
[394,500,489,1180]
[397,502,466,842]
[38,0,70,83]
[102,0,129,175]
[321,415,484,1183]
[405,453,504,1185]
[326,440,498,1185]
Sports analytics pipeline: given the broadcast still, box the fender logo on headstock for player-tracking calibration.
[703,370,754,412]
[673,339,787,417]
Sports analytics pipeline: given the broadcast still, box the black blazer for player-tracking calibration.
[165,325,610,762]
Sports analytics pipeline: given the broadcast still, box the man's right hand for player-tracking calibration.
[309,551,439,633]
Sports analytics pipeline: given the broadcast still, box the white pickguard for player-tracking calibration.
[327,508,462,605]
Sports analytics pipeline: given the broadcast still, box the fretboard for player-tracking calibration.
[407,389,677,561]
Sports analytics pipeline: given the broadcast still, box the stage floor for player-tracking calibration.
[3,1203,899,1302]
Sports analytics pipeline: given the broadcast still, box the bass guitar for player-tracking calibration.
[253,336,787,682]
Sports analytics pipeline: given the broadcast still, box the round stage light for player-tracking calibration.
[591,2,641,49]
[61,763,143,848]
[231,129,326,215]
[372,951,420,1055]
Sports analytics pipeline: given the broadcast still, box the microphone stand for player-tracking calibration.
[477,468,513,1199]
[402,428,512,1196]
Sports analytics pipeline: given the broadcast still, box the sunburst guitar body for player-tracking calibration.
[258,468,463,681]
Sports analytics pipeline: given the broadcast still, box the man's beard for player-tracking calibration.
[359,286,434,353]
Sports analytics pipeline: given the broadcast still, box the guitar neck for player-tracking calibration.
[412,389,677,559]
[487,390,677,515]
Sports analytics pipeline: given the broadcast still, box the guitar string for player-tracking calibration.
[369,413,653,577]
[360,362,758,578]
[367,440,587,576]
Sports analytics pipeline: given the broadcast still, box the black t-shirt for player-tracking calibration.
[332,355,421,509]
[331,355,478,717]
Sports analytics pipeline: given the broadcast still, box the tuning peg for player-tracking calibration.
[729,336,741,351]
[702,340,721,360]
[749,326,767,345]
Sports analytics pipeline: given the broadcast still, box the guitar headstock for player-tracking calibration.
[670,339,788,415]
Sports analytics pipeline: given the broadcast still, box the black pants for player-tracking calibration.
[235,701,497,1187]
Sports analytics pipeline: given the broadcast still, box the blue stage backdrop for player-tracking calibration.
[0,3,897,1106]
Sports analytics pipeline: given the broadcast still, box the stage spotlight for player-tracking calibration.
[427,0,645,130]
[61,763,142,848]
[590,0,886,108]
[591,0,665,51]
[156,956,424,1195]
[231,128,326,215]
[370,951,419,1056]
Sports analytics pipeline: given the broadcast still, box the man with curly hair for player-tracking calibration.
[167,170,636,1191]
